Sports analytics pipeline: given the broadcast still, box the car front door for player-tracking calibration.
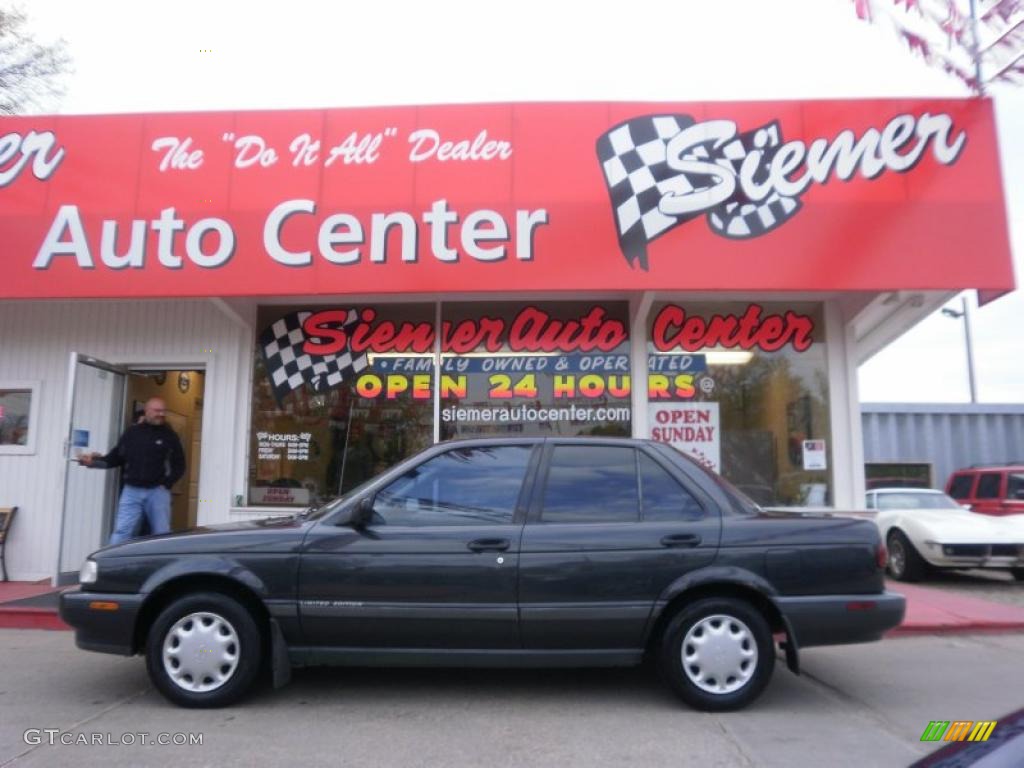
[518,442,721,651]
[298,443,537,650]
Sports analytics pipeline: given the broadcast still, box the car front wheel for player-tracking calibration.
[887,530,927,582]
[1011,568,1024,582]
[145,592,262,708]
[658,598,775,711]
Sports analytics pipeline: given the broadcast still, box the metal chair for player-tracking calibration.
[0,507,16,582]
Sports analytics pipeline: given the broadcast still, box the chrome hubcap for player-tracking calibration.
[162,611,240,693]
[681,614,758,695]
[889,539,905,576]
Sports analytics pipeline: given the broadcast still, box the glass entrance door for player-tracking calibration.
[55,355,127,585]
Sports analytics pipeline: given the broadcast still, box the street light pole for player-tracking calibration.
[941,295,978,404]
[961,295,978,404]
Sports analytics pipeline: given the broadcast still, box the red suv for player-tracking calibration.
[946,465,1024,516]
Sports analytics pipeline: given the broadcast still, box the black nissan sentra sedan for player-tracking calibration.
[61,437,905,710]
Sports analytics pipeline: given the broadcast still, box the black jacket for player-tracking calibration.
[96,422,186,489]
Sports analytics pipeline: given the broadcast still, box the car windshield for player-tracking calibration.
[875,491,962,510]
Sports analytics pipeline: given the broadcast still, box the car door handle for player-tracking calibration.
[467,538,511,552]
[661,534,702,548]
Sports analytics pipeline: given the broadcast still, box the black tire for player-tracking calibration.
[145,591,262,708]
[887,530,927,582]
[1010,568,1024,582]
[658,598,775,712]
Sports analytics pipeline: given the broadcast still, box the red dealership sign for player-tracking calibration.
[0,100,1014,299]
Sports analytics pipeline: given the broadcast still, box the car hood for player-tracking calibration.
[891,508,1024,542]
[93,514,317,558]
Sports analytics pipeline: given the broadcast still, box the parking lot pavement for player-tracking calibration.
[1,630,1022,768]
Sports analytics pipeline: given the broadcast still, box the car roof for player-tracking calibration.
[952,465,1024,472]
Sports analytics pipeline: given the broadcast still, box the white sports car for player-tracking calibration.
[867,488,1024,582]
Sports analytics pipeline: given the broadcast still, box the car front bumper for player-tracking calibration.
[920,544,1024,570]
[774,591,906,648]
[59,587,145,656]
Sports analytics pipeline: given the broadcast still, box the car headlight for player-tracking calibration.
[79,559,98,585]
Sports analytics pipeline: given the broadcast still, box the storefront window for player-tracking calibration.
[439,302,632,439]
[647,302,831,507]
[249,304,435,505]
[0,384,38,455]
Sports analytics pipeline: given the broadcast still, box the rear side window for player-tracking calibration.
[948,474,974,499]
[639,454,705,521]
[976,473,1002,499]
[541,445,638,523]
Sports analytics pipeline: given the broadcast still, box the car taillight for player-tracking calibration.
[876,542,888,570]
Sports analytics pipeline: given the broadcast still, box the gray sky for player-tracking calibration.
[19,0,1024,402]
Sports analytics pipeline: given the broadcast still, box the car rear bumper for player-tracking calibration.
[59,587,144,656]
[774,591,905,648]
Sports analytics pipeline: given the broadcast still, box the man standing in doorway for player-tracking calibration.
[78,397,186,545]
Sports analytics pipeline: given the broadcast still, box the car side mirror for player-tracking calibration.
[347,496,374,529]
[961,504,972,511]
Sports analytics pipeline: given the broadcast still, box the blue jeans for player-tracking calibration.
[109,485,171,545]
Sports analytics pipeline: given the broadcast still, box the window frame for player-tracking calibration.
[0,381,41,456]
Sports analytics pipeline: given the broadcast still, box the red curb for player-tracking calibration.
[0,607,70,631]
[889,622,1024,637]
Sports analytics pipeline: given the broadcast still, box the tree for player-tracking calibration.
[850,0,1024,94]
[0,5,72,115]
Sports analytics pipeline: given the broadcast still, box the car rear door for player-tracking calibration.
[518,441,721,651]
[298,442,538,650]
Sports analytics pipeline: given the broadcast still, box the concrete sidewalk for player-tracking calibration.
[887,580,1024,635]
[2,578,1024,634]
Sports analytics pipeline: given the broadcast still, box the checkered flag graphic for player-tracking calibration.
[259,310,369,404]
[596,115,804,268]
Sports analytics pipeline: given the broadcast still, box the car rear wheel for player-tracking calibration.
[145,592,262,708]
[887,530,927,582]
[658,598,775,711]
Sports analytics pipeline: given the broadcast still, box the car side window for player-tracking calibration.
[976,472,1002,499]
[541,445,638,523]
[865,493,875,510]
[372,445,531,526]
[639,453,705,521]
[948,474,974,500]
[1009,473,1024,500]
